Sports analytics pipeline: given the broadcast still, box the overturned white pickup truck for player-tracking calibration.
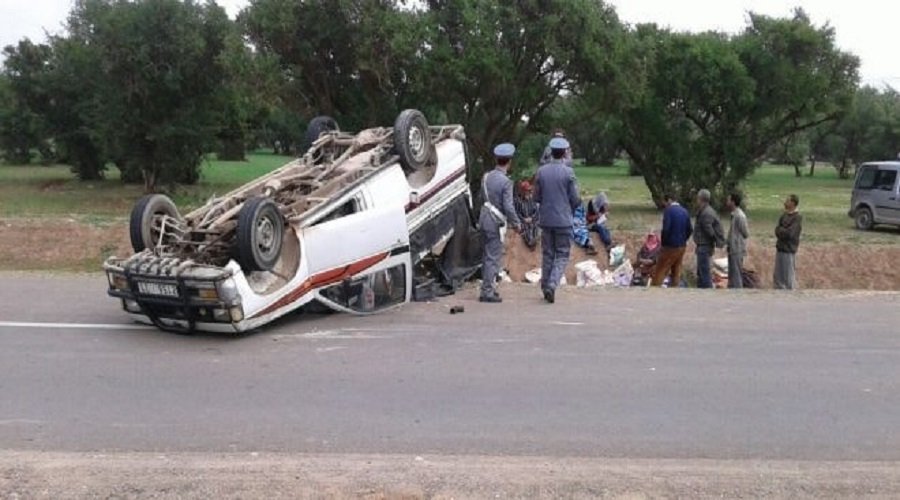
[104,110,481,333]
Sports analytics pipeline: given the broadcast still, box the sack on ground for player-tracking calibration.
[609,244,626,268]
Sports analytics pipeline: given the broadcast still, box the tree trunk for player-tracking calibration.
[218,138,246,161]
[794,163,802,177]
[808,157,816,177]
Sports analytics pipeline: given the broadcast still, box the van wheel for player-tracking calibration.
[393,109,432,172]
[855,207,874,230]
[236,197,284,272]
[129,194,181,252]
[304,116,339,151]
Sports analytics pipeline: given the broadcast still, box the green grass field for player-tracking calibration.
[1,153,897,245]
[0,152,292,219]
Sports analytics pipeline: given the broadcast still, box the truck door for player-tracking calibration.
[302,201,411,313]
[873,168,900,224]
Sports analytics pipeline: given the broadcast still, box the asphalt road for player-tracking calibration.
[1,273,899,461]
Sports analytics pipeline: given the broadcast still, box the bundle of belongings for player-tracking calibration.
[574,258,633,288]
[712,258,759,289]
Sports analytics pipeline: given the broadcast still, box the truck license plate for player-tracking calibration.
[137,281,179,298]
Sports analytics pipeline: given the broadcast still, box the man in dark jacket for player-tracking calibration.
[693,189,726,288]
[651,194,693,287]
[534,136,581,304]
[774,194,803,290]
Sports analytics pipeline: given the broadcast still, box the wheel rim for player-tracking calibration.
[256,215,277,258]
[408,126,426,160]
[857,211,871,228]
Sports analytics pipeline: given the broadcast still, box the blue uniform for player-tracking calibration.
[533,158,581,294]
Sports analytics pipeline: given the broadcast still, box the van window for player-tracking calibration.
[321,263,406,312]
[875,169,898,190]
[856,167,877,189]
[314,196,361,225]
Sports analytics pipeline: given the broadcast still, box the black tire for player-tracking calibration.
[236,197,285,272]
[129,194,181,252]
[393,109,432,172]
[304,116,339,151]
[855,207,874,230]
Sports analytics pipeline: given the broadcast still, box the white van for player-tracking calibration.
[103,110,480,333]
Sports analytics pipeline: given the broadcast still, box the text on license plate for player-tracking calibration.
[137,281,179,297]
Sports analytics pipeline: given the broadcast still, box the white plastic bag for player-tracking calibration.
[609,244,626,268]
[611,260,634,287]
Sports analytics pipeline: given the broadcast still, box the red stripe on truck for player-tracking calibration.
[251,252,390,318]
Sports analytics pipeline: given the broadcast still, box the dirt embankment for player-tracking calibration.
[1,217,898,290]
[503,230,900,291]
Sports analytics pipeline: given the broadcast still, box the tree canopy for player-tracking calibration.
[1,0,890,205]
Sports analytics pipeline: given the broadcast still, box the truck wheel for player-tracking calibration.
[304,116,339,151]
[855,207,874,230]
[129,194,181,252]
[236,197,284,272]
[393,109,432,172]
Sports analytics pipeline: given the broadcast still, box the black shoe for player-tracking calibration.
[542,289,555,304]
[479,295,502,303]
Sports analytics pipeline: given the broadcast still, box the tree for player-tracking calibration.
[62,0,233,190]
[546,95,622,166]
[415,0,624,172]
[618,11,858,206]
[0,40,54,164]
[216,30,283,161]
[241,0,421,132]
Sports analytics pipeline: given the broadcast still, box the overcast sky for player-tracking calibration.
[1,0,897,87]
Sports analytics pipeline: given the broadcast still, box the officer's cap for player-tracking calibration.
[549,137,570,150]
[493,143,516,158]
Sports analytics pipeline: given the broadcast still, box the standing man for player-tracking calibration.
[725,192,750,289]
[540,129,574,167]
[478,143,521,303]
[534,136,581,304]
[693,189,726,289]
[651,194,693,287]
[773,194,803,290]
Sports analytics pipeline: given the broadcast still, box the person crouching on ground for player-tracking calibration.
[586,192,613,257]
[693,189,726,289]
[514,180,540,250]
[572,202,598,256]
[534,136,581,304]
[725,192,750,289]
[632,231,661,286]
[478,143,522,303]
[773,194,802,290]
[651,194,693,287]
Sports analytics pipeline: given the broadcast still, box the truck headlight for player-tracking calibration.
[217,279,239,304]
[107,272,128,291]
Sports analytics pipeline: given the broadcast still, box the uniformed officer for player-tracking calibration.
[479,143,522,303]
[533,136,581,304]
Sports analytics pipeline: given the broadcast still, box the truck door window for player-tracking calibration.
[315,196,361,225]
[874,169,898,191]
[856,167,876,189]
[321,263,406,313]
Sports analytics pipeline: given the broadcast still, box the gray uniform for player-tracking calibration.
[479,168,520,298]
[533,159,581,292]
[727,207,750,289]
